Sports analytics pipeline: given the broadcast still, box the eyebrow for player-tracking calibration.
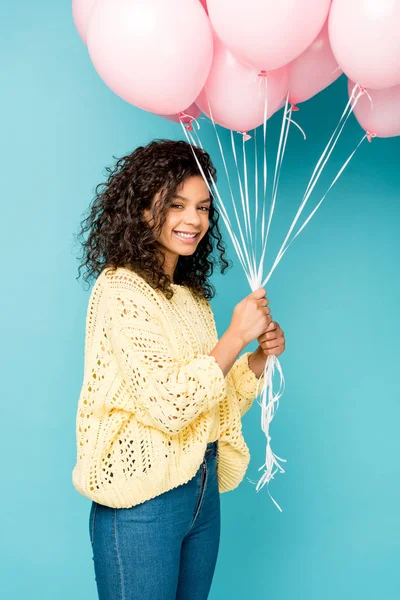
[174,194,211,204]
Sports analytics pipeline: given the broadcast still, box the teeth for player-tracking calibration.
[174,231,197,239]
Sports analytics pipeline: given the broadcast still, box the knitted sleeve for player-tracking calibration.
[105,285,228,435]
[228,351,265,418]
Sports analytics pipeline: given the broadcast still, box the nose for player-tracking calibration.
[182,206,203,227]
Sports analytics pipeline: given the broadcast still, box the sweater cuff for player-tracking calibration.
[230,351,265,404]
[201,354,228,410]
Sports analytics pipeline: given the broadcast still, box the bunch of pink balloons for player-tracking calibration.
[330,0,400,138]
[72,0,400,138]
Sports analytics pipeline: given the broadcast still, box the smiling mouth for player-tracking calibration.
[173,231,200,242]
[173,231,200,236]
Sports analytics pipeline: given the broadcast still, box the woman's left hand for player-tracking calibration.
[257,320,285,357]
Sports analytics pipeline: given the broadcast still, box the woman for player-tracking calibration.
[72,139,285,600]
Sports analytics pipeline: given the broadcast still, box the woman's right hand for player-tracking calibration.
[229,287,272,347]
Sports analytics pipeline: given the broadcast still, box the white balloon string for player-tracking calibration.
[181,120,258,287]
[180,122,250,276]
[269,132,368,268]
[303,81,361,201]
[360,85,374,109]
[178,80,368,512]
[269,95,292,238]
[242,133,257,275]
[181,92,289,510]
[230,131,252,258]
[286,116,307,140]
[262,82,364,287]
[247,354,286,512]
[257,92,291,284]
[201,92,256,281]
[248,87,367,509]
[254,127,259,244]
[261,73,269,248]
[202,89,257,283]
[247,91,294,507]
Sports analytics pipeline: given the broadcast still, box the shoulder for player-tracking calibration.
[98,267,167,321]
[99,266,155,299]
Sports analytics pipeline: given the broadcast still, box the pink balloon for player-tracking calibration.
[272,98,286,116]
[199,0,208,13]
[207,0,331,71]
[72,0,97,44]
[348,80,400,138]
[329,0,400,89]
[160,103,202,124]
[196,30,288,131]
[288,19,341,105]
[87,0,213,115]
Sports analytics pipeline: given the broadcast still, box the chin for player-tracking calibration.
[175,246,197,254]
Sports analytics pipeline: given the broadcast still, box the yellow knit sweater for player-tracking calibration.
[72,267,265,508]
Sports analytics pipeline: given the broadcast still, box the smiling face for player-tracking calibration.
[143,175,211,282]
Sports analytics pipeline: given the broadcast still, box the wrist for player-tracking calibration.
[248,345,267,378]
[225,326,246,354]
[253,344,264,358]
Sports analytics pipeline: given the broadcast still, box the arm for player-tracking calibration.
[209,327,246,376]
[201,297,266,418]
[105,283,243,435]
[248,345,268,378]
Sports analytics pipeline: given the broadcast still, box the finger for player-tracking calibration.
[251,287,267,300]
[269,345,285,356]
[258,321,273,340]
[258,300,271,313]
[265,329,279,341]
[259,335,284,350]
[266,320,278,332]
[265,336,285,349]
[267,324,283,338]
[264,338,286,352]
[258,330,276,343]
[261,343,285,357]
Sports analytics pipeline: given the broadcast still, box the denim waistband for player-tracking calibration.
[204,440,218,458]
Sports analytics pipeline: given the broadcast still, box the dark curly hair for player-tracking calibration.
[74,139,232,300]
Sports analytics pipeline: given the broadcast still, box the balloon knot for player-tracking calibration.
[239,131,252,141]
[366,131,376,142]
[359,85,366,95]
[179,111,194,130]
[258,70,267,77]
[291,103,299,112]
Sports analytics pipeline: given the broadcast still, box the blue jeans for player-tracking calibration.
[89,440,220,600]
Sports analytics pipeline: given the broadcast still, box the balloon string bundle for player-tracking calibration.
[181,79,371,512]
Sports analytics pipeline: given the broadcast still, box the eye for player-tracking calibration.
[170,204,210,212]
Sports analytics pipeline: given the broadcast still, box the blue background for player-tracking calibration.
[2,2,399,598]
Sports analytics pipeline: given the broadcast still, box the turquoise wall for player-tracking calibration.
[2,2,399,599]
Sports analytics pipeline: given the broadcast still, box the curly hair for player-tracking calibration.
[74,139,232,300]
